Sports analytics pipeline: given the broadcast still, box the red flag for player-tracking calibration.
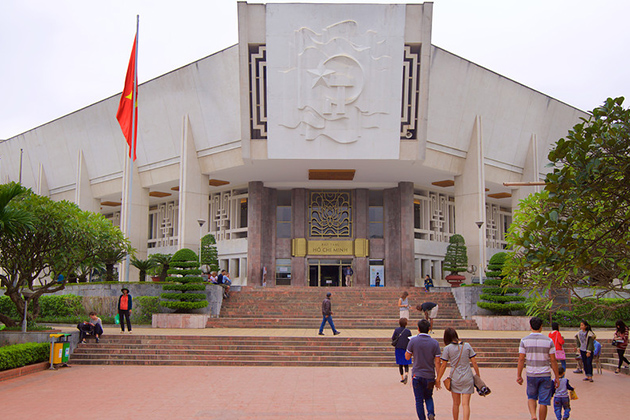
[116,35,138,161]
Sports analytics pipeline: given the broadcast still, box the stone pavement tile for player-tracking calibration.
[1,364,627,419]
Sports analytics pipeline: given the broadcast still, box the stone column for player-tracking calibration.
[399,182,415,287]
[247,181,276,286]
[384,186,401,287]
[354,189,369,287]
[291,188,307,286]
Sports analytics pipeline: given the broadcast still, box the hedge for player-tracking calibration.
[160,300,208,310]
[0,342,50,371]
[544,298,630,327]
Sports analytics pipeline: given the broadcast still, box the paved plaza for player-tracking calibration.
[1,327,626,420]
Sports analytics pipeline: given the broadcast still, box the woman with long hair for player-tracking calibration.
[548,322,566,370]
[575,320,596,382]
[436,328,481,420]
[613,320,630,374]
[392,317,412,383]
[398,291,410,320]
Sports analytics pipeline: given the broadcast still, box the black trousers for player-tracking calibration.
[119,310,132,331]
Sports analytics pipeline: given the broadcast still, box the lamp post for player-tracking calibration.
[475,221,484,284]
[21,289,35,332]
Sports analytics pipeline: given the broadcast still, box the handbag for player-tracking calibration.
[555,349,566,360]
[392,329,403,347]
[115,313,120,325]
[444,343,464,391]
[569,389,578,400]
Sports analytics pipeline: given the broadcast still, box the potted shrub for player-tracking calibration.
[160,248,208,312]
[443,234,468,287]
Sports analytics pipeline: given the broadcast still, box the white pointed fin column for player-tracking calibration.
[75,149,100,213]
[119,148,149,282]
[454,115,486,282]
[511,134,541,209]
[37,163,49,197]
[177,115,210,254]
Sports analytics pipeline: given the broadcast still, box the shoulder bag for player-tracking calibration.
[443,343,463,391]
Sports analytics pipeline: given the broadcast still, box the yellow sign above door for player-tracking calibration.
[307,240,354,256]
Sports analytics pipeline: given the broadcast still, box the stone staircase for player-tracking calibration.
[207,286,478,330]
[69,334,622,370]
[69,335,511,367]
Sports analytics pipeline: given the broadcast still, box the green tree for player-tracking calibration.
[506,97,630,313]
[0,186,132,326]
[161,248,208,312]
[200,234,219,273]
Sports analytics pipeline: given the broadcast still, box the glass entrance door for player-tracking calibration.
[308,259,352,287]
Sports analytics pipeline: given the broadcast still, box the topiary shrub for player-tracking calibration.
[160,248,208,312]
[477,252,526,315]
[443,234,468,287]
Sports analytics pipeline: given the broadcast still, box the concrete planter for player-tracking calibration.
[472,315,530,331]
[152,313,209,329]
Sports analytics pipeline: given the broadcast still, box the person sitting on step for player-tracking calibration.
[77,311,103,344]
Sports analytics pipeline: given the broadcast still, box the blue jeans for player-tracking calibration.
[319,315,337,334]
[554,396,570,419]
[559,359,566,371]
[580,350,593,376]
[412,376,435,420]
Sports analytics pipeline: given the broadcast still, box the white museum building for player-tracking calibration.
[0,2,587,287]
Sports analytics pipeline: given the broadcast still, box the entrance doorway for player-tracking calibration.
[308,259,352,287]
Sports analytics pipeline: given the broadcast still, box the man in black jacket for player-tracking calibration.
[318,292,340,336]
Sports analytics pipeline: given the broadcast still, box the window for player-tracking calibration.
[277,190,292,238]
[368,190,383,239]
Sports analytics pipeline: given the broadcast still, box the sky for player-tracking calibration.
[1,0,628,140]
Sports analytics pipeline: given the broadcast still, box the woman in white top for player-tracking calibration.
[398,291,410,319]
[436,327,481,420]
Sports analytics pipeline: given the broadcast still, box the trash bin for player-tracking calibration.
[49,333,72,369]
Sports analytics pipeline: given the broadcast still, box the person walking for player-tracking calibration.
[405,319,441,420]
[399,291,410,320]
[343,266,354,287]
[392,317,412,384]
[516,316,560,420]
[613,319,630,374]
[436,327,481,420]
[575,320,596,382]
[118,287,133,334]
[548,322,567,371]
[318,292,340,336]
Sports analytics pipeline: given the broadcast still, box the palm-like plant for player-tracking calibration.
[0,182,34,237]
[149,253,173,282]
[98,248,129,282]
[131,257,156,282]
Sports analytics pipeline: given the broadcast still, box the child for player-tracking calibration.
[553,366,574,420]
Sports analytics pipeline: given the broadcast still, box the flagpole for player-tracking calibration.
[124,15,139,283]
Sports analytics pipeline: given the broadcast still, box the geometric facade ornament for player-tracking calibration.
[249,44,268,139]
[401,44,421,140]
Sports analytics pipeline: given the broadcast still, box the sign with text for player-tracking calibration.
[307,240,354,256]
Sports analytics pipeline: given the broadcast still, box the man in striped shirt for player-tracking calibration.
[517,317,560,420]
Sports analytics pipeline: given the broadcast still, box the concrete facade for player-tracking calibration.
[0,2,587,288]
